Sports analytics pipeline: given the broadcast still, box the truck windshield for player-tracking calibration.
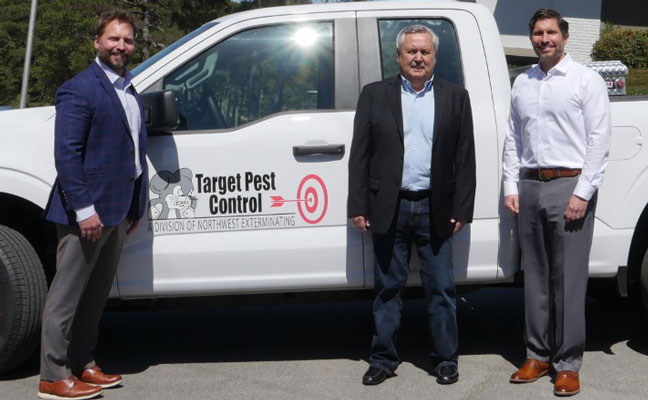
[131,22,218,77]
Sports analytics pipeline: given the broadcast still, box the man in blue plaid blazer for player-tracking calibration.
[39,10,147,400]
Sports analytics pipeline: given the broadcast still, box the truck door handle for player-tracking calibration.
[293,144,345,156]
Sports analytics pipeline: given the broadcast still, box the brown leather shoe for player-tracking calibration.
[38,376,102,399]
[79,365,123,388]
[554,370,580,396]
[510,358,550,383]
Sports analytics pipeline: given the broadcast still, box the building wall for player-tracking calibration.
[556,0,603,63]
[478,0,604,62]
[601,0,648,29]
[563,15,602,62]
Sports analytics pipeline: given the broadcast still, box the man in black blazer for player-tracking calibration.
[348,25,475,386]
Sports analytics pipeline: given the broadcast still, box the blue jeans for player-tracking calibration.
[369,197,458,373]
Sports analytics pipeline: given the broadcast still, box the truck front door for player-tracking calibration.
[117,13,364,297]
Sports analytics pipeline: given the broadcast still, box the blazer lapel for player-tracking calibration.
[92,63,133,141]
[387,76,404,143]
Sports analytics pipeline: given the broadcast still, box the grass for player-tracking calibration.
[627,68,648,96]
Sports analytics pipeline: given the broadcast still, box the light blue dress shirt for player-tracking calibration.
[96,58,142,179]
[400,75,435,191]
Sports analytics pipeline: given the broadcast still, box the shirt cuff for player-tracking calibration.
[75,205,96,222]
[573,180,595,201]
[503,181,519,196]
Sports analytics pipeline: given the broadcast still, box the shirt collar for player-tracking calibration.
[552,53,572,75]
[533,53,572,77]
[95,57,133,88]
[400,75,434,95]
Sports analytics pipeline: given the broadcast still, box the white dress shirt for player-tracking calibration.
[502,54,611,201]
[75,59,142,222]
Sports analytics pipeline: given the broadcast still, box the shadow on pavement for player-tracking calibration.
[99,287,648,376]
[3,287,647,379]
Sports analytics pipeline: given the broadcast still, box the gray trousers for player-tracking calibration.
[518,176,596,372]
[40,220,127,381]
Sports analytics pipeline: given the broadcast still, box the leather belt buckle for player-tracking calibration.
[538,169,553,181]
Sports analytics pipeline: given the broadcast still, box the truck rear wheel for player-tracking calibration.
[0,225,47,373]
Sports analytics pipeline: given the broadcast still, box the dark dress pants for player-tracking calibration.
[40,220,127,381]
[518,176,595,372]
[369,197,458,373]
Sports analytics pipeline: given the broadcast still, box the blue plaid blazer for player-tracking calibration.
[44,62,148,227]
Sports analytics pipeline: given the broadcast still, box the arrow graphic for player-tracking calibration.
[270,196,309,207]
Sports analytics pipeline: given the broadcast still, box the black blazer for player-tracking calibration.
[347,75,476,237]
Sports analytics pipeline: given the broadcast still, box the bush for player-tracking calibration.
[592,25,648,69]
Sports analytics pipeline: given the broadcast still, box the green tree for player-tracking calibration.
[0,0,111,107]
[30,0,110,105]
[170,0,236,32]
[0,0,35,106]
[121,0,179,61]
[0,0,336,108]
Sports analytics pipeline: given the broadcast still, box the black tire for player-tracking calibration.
[641,249,648,318]
[0,225,47,373]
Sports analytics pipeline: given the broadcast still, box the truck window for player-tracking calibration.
[163,22,334,131]
[378,19,463,87]
[132,22,218,77]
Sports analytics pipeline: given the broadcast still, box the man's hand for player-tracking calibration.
[565,195,588,221]
[79,213,103,242]
[127,219,140,235]
[352,216,370,232]
[450,218,467,235]
[504,194,520,214]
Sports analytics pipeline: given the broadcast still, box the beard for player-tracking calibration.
[97,47,132,74]
[533,42,565,62]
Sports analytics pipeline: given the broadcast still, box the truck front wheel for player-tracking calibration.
[641,249,648,317]
[0,225,47,373]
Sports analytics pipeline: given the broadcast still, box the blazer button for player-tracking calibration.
[129,176,135,181]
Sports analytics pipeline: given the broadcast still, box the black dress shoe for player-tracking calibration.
[362,367,391,385]
[435,365,459,384]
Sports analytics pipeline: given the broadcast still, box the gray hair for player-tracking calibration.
[396,25,439,52]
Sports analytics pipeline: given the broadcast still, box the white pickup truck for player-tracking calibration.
[1,0,647,373]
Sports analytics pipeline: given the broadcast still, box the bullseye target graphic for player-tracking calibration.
[296,174,328,224]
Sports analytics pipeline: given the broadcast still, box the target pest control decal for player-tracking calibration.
[147,168,329,235]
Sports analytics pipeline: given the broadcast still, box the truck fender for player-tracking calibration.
[0,168,52,209]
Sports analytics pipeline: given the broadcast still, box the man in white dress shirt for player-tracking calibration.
[502,8,611,397]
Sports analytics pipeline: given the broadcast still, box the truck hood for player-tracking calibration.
[1,106,55,131]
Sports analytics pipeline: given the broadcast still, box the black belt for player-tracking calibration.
[520,168,581,181]
[399,190,430,201]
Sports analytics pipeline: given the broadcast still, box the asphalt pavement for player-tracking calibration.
[2,287,648,399]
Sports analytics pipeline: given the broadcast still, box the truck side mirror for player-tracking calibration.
[141,90,179,134]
